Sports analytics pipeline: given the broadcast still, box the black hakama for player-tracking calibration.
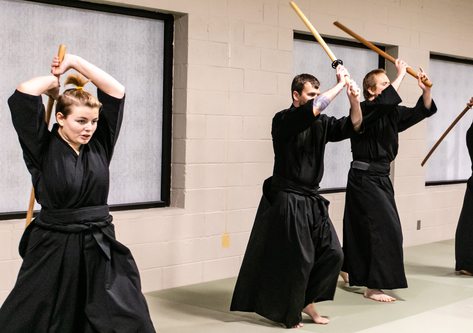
[343,85,437,289]
[0,90,156,332]
[455,122,473,273]
[231,101,353,327]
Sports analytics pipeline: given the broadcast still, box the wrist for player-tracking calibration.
[45,75,59,90]
[348,96,359,104]
[67,54,81,70]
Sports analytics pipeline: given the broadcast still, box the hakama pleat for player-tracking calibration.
[343,167,407,289]
[455,177,473,273]
[231,178,343,327]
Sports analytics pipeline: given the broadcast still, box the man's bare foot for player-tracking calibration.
[340,271,349,284]
[291,323,304,328]
[302,303,329,324]
[364,288,396,302]
[457,270,473,276]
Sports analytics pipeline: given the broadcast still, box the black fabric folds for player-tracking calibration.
[343,86,437,289]
[0,89,155,332]
[455,122,473,272]
[231,101,349,327]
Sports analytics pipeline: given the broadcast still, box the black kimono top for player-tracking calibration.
[467,121,473,170]
[351,85,437,163]
[272,100,354,187]
[8,89,124,209]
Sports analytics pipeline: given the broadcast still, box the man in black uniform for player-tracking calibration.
[342,60,436,302]
[231,66,362,328]
[455,97,473,276]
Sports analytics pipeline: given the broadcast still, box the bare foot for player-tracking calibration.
[302,303,329,324]
[291,323,304,328]
[364,288,396,302]
[457,270,473,276]
[340,271,349,284]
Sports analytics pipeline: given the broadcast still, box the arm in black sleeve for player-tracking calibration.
[8,90,50,172]
[324,85,402,142]
[397,95,437,132]
[93,89,125,162]
[325,115,356,142]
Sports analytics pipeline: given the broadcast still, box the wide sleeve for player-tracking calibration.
[397,96,437,132]
[8,90,50,172]
[359,85,402,131]
[93,89,125,162]
[271,101,317,142]
[466,121,473,168]
[325,115,355,142]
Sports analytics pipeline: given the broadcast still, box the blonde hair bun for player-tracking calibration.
[64,73,89,89]
[55,73,102,117]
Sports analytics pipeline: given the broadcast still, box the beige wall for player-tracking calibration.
[1,0,473,303]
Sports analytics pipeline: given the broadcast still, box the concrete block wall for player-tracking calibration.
[1,0,473,303]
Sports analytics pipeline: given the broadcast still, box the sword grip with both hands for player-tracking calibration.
[289,1,359,96]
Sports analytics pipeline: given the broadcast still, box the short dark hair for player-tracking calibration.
[363,69,386,100]
[291,73,320,100]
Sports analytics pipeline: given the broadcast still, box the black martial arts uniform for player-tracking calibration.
[0,90,156,333]
[455,120,473,273]
[343,85,437,289]
[231,100,353,327]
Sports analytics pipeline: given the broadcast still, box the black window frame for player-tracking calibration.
[0,0,174,220]
[425,53,473,187]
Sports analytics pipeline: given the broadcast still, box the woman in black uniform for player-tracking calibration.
[0,53,156,332]
[455,97,473,276]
